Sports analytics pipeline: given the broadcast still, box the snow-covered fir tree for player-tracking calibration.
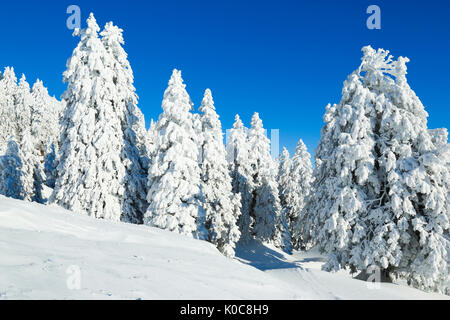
[0,134,43,202]
[287,140,313,249]
[1,73,45,203]
[50,13,127,221]
[276,147,297,252]
[248,113,291,252]
[226,114,253,242]
[15,75,33,143]
[0,67,18,149]
[0,137,25,200]
[144,69,205,238]
[303,59,379,266]
[0,68,62,156]
[198,89,241,257]
[19,131,44,203]
[358,46,449,294]
[100,21,150,224]
[277,147,291,213]
[305,46,449,294]
[0,68,62,167]
[30,79,63,156]
[261,176,292,253]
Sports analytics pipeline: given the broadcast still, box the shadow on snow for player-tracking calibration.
[234,238,301,271]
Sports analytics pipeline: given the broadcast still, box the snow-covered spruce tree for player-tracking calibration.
[100,21,150,224]
[226,114,253,242]
[261,176,292,253]
[277,147,291,202]
[303,57,379,269]
[0,70,61,160]
[0,137,25,199]
[357,46,449,294]
[50,13,126,221]
[248,113,291,252]
[198,89,241,257]
[277,147,291,217]
[15,75,33,143]
[0,67,18,149]
[276,147,296,252]
[19,131,44,203]
[0,134,43,202]
[144,69,205,238]
[30,79,63,156]
[288,139,313,249]
[305,46,449,294]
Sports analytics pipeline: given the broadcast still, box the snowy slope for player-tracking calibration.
[0,195,447,300]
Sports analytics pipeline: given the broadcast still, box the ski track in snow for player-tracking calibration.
[0,195,448,300]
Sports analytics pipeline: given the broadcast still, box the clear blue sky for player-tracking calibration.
[1,0,449,156]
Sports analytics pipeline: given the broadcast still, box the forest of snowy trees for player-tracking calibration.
[0,14,448,295]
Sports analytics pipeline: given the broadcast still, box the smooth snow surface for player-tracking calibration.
[0,195,447,300]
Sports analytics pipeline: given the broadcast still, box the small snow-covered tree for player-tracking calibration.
[277,148,291,207]
[277,147,291,216]
[248,113,290,251]
[100,21,149,224]
[15,75,33,143]
[0,134,43,202]
[0,69,61,160]
[198,89,241,257]
[288,140,313,249]
[226,114,253,242]
[50,13,126,221]
[0,137,25,200]
[19,131,44,203]
[144,69,205,238]
[0,67,18,148]
[261,174,292,253]
[276,147,295,252]
[30,79,63,155]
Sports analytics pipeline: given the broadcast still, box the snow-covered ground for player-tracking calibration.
[0,195,447,300]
